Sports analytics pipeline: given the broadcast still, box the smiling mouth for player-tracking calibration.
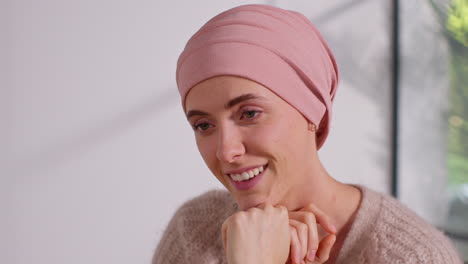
[227,164,267,182]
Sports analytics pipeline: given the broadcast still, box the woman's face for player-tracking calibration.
[185,76,317,210]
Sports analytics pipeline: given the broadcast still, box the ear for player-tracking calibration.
[308,122,316,132]
[307,122,319,151]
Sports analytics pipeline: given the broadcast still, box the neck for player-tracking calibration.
[280,161,362,241]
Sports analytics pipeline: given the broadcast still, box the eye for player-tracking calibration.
[241,109,261,120]
[193,122,212,132]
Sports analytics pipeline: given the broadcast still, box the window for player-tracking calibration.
[400,0,468,261]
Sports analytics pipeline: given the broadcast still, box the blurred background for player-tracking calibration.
[2,0,467,263]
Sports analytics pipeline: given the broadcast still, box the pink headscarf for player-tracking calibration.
[176,4,339,149]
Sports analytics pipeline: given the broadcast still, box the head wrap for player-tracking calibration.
[176,4,339,149]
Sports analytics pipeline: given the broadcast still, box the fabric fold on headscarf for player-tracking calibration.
[176,4,339,149]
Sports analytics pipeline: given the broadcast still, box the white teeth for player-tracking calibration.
[228,165,265,182]
[233,174,241,181]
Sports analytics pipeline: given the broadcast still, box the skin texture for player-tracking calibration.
[185,76,316,210]
[221,204,291,264]
[185,76,361,264]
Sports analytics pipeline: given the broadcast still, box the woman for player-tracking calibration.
[153,4,462,264]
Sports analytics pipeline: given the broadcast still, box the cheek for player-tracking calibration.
[246,121,294,169]
[248,117,308,171]
[251,117,299,149]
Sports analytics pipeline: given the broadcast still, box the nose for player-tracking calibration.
[215,124,245,163]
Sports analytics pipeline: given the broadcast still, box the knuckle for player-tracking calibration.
[247,207,262,217]
[246,207,257,213]
[231,212,246,224]
[276,204,285,212]
[277,205,288,218]
[304,212,316,223]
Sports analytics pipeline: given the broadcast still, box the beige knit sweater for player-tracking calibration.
[153,186,462,264]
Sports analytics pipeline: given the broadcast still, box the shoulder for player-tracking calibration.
[176,189,238,220]
[365,187,462,263]
[153,190,237,264]
[174,189,237,245]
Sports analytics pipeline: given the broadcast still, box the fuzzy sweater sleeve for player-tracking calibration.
[337,186,463,264]
[372,193,463,264]
[152,190,237,264]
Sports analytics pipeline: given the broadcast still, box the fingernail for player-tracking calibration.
[331,224,337,233]
[307,250,316,261]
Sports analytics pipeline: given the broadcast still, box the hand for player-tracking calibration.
[288,203,337,264]
[221,204,291,264]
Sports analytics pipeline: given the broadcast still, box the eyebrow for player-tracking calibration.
[225,93,263,109]
[186,93,264,119]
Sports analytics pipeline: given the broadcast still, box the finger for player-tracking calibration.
[256,202,273,210]
[289,225,301,264]
[274,204,288,215]
[221,218,229,251]
[289,211,319,260]
[275,205,290,224]
[289,219,308,261]
[303,213,319,262]
[246,206,262,214]
[300,204,337,234]
[314,234,336,263]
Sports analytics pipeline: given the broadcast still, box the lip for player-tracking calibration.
[227,164,267,191]
[224,164,266,175]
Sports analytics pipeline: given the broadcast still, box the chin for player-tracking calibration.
[234,193,268,211]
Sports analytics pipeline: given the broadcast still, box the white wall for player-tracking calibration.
[2,1,392,263]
